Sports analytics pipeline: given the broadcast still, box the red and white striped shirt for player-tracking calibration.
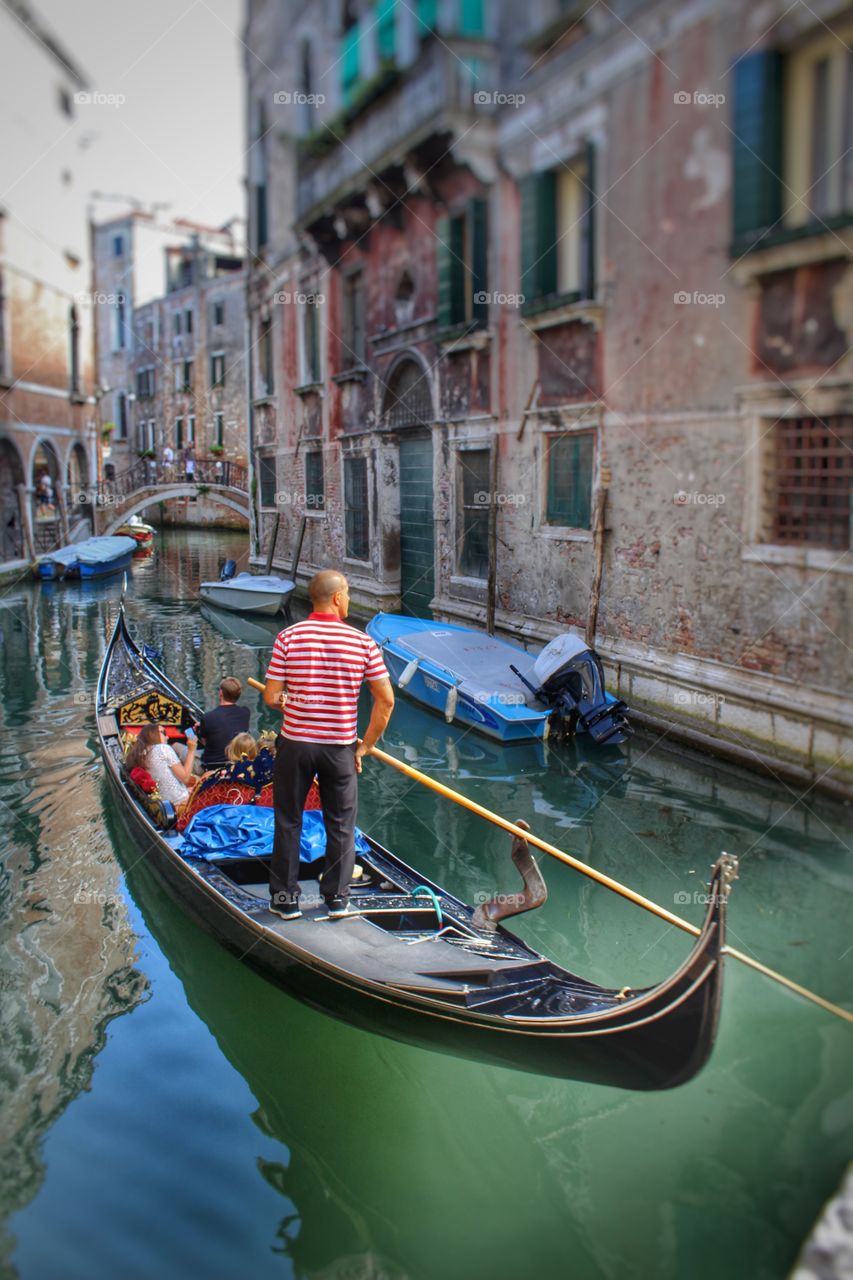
[265,612,388,744]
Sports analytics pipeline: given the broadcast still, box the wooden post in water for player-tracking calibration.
[585,481,608,648]
[290,515,307,583]
[264,512,280,575]
[486,441,499,635]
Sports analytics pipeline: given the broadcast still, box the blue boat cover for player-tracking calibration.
[43,535,136,568]
[180,805,371,863]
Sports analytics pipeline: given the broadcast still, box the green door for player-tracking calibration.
[398,433,435,617]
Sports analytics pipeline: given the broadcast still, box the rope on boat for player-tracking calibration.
[246,678,851,1025]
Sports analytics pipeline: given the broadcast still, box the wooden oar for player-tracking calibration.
[246,678,851,1024]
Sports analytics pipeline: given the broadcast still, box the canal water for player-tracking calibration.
[1,530,850,1280]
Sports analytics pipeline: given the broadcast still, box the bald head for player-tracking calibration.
[309,570,348,608]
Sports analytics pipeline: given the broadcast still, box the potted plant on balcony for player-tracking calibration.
[209,444,224,456]
[137,447,156,460]
[101,421,116,441]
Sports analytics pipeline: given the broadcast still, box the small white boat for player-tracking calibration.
[199,564,295,615]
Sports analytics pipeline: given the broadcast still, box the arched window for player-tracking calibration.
[382,357,432,429]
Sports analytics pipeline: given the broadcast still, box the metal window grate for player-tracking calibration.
[383,360,433,429]
[344,456,369,559]
[772,416,853,550]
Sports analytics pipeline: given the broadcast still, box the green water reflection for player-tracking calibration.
[0,530,850,1280]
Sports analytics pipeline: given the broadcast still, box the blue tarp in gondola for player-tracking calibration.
[180,806,371,863]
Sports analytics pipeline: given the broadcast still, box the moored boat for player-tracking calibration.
[366,613,629,745]
[199,561,295,615]
[115,515,155,549]
[96,603,735,1090]
[37,535,137,581]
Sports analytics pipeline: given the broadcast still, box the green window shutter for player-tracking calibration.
[377,0,396,63]
[520,174,540,300]
[732,50,783,242]
[436,215,453,327]
[459,0,484,35]
[341,23,360,105]
[417,0,438,33]
[520,172,557,302]
[546,433,594,528]
[469,196,488,325]
[537,170,558,299]
[580,139,596,299]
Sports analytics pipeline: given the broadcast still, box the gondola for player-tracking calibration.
[96,603,737,1090]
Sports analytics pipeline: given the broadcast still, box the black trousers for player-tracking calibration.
[270,736,358,903]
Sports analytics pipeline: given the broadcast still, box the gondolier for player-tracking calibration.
[263,570,395,920]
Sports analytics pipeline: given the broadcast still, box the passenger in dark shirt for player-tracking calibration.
[197,676,250,769]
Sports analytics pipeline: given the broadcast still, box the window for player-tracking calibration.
[147,419,156,452]
[214,412,224,448]
[116,392,128,440]
[258,454,277,508]
[175,416,184,450]
[459,0,485,35]
[174,311,183,336]
[187,414,195,445]
[182,360,193,392]
[174,362,182,393]
[185,308,193,335]
[259,318,274,394]
[377,0,396,62]
[520,145,595,306]
[341,271,366,367]
[733,35,853,248]
[770,416,853,549]
[136,367,155,399]
[251,101,269,252]
[457,449,490,578]
[299,39,314,136]
[210,353,226,387]
[113,234,124,257]
[344,456,369,559]
[545,432,594,528]
[305,450,325,511]
[301,296,321,383]
[68,305,80,395]
[417,0,438,34]
[341,21,361,106]
[212,299,225,327]
[114,294,127,351]
[436,199,488,328]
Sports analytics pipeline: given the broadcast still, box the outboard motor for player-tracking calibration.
[219,559,237,582]
[511,634,629,746]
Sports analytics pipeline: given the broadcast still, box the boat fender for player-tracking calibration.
[445,685,458,723]
[398,657,419,689]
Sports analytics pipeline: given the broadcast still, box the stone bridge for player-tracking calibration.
[95,458,250,534]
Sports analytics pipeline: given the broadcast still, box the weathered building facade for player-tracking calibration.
[244,0,853,794]
[0,1,98,564]
[92,214,248,510]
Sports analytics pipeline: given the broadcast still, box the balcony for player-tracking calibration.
[296,35,498,230]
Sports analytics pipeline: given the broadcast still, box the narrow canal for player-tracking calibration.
[1,530,850,1280]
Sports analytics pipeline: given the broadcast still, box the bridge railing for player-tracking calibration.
[97,458,249,507]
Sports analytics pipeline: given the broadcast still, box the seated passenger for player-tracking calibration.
[176,732,319,830]
[127,722,200,815]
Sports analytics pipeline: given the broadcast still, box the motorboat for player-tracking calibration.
[366,614,629,745]
[199,560,295,615]
[36,535,137,581]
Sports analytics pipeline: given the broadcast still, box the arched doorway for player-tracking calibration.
[67,442,91,531]
[32,440,61,550]
[0,438,25,560]
[382,357,435,617]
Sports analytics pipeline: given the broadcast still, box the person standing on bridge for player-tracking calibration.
[162,443,174,481]
[262,570,395,920]
[184,448,196,483]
